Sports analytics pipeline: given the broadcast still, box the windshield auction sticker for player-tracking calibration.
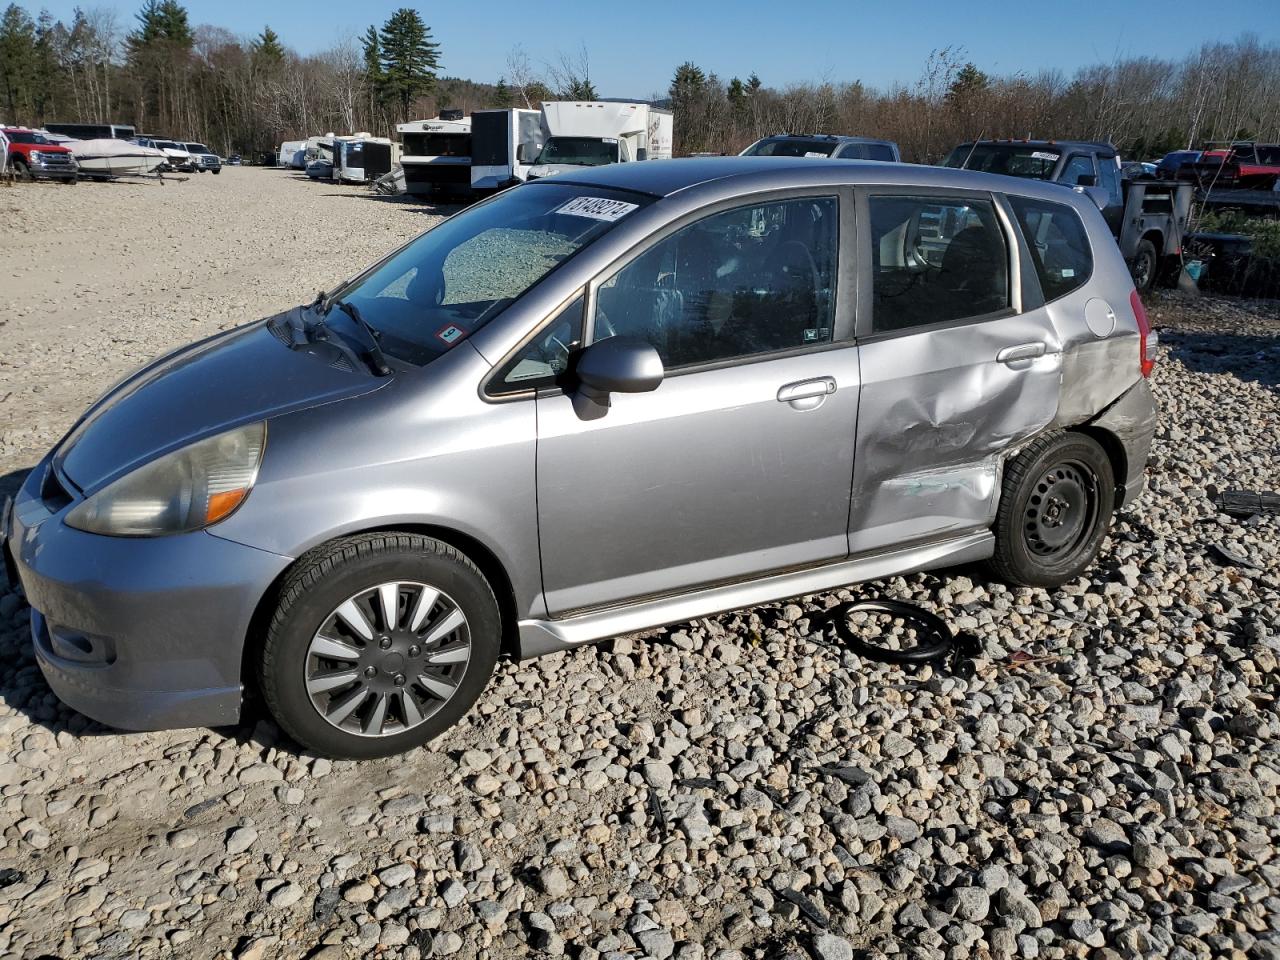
[555,197,640,222]
[1031,151,1060,161]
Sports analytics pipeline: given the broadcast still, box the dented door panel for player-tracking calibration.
[849,316,1063,554]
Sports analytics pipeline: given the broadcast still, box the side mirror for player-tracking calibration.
[576,336,663,405]
[1076,173,1097,187]
[516,143,534,164]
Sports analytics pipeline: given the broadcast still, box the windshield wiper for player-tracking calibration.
[332,299,392,376]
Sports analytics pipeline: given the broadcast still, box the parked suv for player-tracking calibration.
[183,142,222,174]
[3,158,1157,758]
[741,134,901,162]
[3,127,77,183]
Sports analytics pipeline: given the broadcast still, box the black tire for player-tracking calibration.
[258,532,501,759]
[211,168,221,174]
[1130,239,1158,294]
[12,159,31,181]
[987,432,1115,588]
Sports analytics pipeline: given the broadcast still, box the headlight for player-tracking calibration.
[28,150,42,161]
[66,422,266,536]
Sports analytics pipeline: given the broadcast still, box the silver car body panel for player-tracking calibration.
[10,156,1157,730]
[519,529,994,656]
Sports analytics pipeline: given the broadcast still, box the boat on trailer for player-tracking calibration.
[70,139,166,178]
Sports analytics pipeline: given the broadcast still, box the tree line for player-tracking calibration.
[2,2,1278,163]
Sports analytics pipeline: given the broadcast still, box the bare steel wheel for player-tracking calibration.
[305,581,472,737]
[987,432,1114,588]
[1023,461,1098,559]
[259,533,500,759]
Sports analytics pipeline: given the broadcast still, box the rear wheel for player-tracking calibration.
[258,533,501,759]
[987,432,1114,587]
[1130,239,1158,294]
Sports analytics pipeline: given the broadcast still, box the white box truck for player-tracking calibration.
[470,108,546,193]
[526,101,673,181]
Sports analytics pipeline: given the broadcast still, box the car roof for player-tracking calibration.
[755,134,895,145]
[957,139,1116,153]
[531,155,1103,209]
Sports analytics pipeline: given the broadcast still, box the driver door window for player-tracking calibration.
[592,197,838,368]
[1061,154,1095,185]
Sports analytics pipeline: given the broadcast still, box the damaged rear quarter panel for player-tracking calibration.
[849,312,1064,554]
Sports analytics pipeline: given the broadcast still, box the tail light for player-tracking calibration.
[1130,289,1156,377]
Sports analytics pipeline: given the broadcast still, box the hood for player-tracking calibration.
[55,315,388,493]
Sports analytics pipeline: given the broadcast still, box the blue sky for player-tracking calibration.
[30,0,1278,99]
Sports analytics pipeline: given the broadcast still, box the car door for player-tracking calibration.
[848,188,1062,555]
[532,191,860,615]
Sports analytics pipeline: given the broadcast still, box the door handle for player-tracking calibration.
[777,377,836,403]
[996,342,1047,364]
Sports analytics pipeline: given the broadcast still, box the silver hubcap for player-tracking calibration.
[305,581,470,738]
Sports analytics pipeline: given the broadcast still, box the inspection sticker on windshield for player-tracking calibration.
[804,151,827,158]
[435,323,466,345]
[1031,151,1059,161]
[555,196,639,221]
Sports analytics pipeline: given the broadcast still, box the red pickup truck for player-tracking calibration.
[3,127,78,183]
[1182,142,1280,190]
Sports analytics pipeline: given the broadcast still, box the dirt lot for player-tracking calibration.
[0,170,1278,960]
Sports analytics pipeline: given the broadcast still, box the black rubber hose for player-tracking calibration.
[818,599,981,674]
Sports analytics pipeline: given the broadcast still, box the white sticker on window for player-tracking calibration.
[555,196,640,222]
[804,151,827,158]
[1031,151,1060,161]
[1061,268,1075,277]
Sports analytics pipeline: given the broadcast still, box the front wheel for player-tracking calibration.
[12,159,31,181]
[258,533,501,759]
[987,432,1115,588]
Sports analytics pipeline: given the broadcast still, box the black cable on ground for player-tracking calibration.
[817,599,982,677]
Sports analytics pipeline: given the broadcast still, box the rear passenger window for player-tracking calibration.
[869,195,1009,332]
[1008,196,1092,302]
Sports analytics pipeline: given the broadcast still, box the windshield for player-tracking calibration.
[157,141,181,150]
[741,138,837,157]
[7,131,48,145]
[1253,145,1280,164]
[332,184,651,366]
[943,144,1060,179]
[535,137,619,166]
[403,132,470,157]
[185,143,209,153]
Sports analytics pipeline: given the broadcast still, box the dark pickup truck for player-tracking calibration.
[943,139,1193,293]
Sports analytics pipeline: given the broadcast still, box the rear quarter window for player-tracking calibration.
[1008,196,1093,302]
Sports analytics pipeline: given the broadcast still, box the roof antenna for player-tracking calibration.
[960,128,986,169]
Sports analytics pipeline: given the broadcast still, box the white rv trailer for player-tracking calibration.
[397,114,471,197]
[469,108,545,193]
[335,134,397,184]
[526,102,673,181]
[277,139,307,169]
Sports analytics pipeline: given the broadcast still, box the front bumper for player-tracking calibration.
[27,155,78,179]
[4,460,292,730]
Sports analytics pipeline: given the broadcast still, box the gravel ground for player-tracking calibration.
[1,171,1279,960]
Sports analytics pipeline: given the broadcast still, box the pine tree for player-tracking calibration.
[0,4,38,122]
[253,26,285,64]
[493,77,510,108]
[945,62,989,110]
[378,8,440,120]
[127,0,192,55]
[563,77,596,100]
[746,73,762,96]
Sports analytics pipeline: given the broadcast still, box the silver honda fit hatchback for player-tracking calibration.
[4,158,1157,758]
